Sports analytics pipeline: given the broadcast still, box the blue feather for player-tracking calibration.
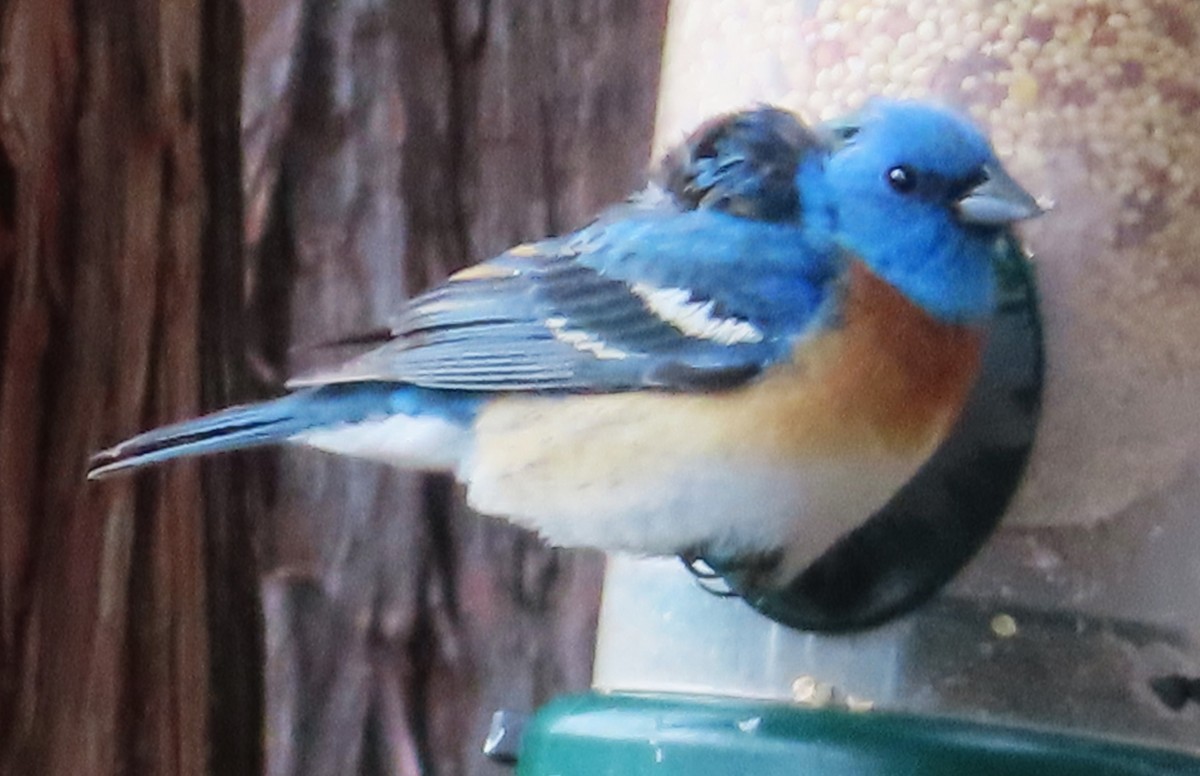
[819,99,1007,322]
[87,383,480,479]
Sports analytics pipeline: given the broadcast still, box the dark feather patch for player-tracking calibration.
[657,106,821,222]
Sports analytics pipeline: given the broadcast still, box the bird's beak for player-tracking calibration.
[956,164,1044,225]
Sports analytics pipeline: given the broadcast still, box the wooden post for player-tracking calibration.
[0,0,259,775]
[1,1,667,773]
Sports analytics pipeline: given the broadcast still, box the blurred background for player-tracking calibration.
[2,1,1199,775]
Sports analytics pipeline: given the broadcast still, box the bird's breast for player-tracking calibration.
[780,260,986,456]
[461,261,984,562]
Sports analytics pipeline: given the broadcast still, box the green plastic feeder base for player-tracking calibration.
[516,693,1200,775]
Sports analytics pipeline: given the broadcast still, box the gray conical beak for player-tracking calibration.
[956,164,1044,225]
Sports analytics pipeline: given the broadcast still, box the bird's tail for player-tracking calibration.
[87,382,406,479]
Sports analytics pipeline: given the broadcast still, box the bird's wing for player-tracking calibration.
[289,207,840,393]
[655,106,823,222]
[291,106,835,394]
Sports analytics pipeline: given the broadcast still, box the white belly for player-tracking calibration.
[292,383,939,579]
[468,453,921,580]
[295,413,470,472]
[462,390,933,579]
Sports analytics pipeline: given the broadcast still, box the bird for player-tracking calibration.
[88,99,1043,586]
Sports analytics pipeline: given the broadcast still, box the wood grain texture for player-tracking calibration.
[1,1,664,773]
[0,1,258,775]
[242,1,668,774]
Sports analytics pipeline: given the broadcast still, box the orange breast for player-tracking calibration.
[463,262,984,558]
[472,261,984,482]
[763,260,986,456]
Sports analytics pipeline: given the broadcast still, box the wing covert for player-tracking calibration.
[656,106,822,222]
[292,208,840,393]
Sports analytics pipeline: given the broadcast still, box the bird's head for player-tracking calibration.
[818,99,1043,323]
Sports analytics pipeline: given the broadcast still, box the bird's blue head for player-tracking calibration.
[816,99,1042,323]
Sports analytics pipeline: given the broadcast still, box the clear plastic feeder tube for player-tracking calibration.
[593,0,1200,755]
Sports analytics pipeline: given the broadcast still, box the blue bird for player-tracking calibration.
[88,100,1042,585]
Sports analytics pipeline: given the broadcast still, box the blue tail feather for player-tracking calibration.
[86,381,477,479]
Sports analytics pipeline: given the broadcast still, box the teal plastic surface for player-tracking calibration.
[517,693,1200,775]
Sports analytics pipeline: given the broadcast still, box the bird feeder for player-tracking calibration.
[506,1,1200,772]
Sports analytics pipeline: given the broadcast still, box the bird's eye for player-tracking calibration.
[887,165,918,194]
[834,125,860,141]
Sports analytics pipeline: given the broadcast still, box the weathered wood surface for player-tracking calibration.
[0,1,665,773]
[0,0,258,775]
